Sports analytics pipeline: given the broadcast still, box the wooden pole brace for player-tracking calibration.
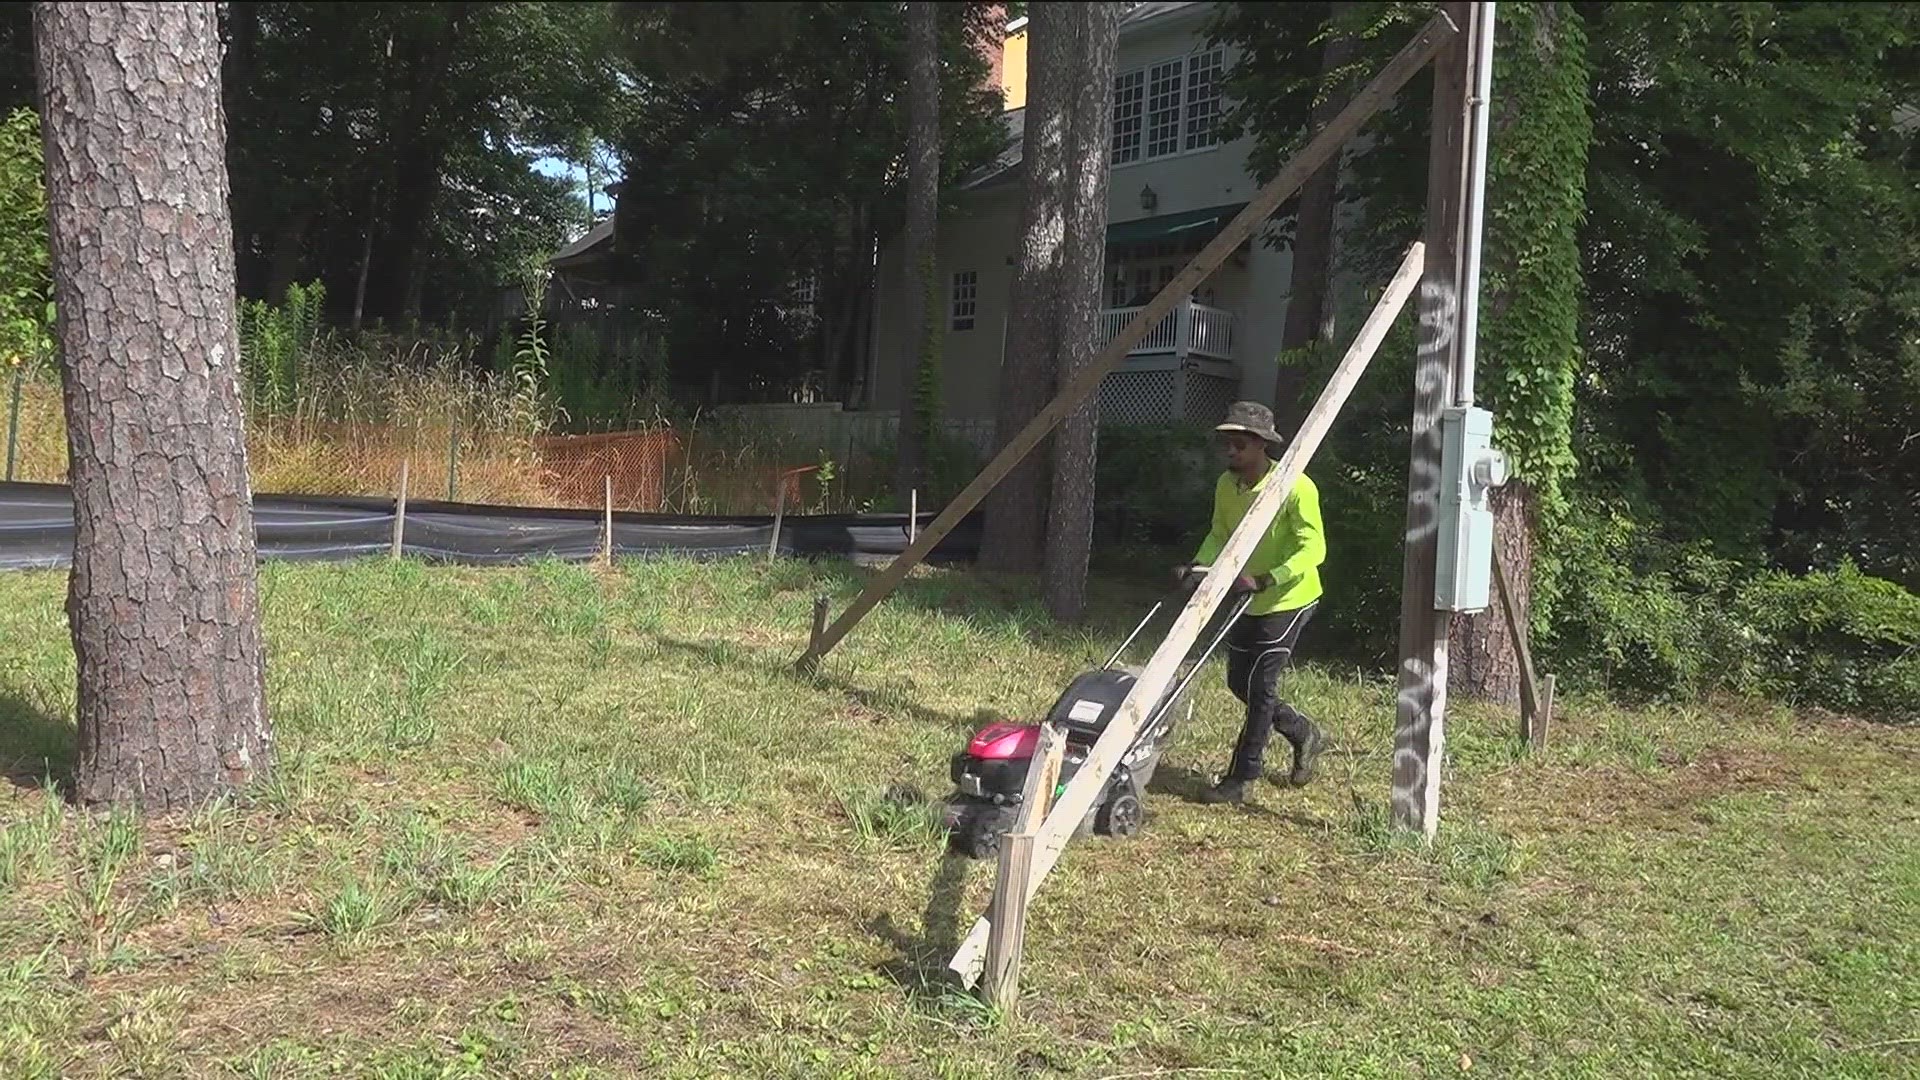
[1492,551,1553,750]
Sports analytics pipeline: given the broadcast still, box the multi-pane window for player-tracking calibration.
[1145,59,1183,158]
[1110,47,1228,165]
[950,270,977,331]
[1184,49,1224,150]
[1111,69,1144,164]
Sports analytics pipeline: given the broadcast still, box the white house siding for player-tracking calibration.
[865,188,1023,422]
[868,1,1318,424]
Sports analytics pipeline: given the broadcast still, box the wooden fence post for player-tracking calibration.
[390,459,410,560]
[602,475,614,566]
[768,478,786,561]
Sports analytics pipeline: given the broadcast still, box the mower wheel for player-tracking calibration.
[1096,788,1143,838]
[956,820,1001,860]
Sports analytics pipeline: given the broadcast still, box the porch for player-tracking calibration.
[1096,298,1241,426]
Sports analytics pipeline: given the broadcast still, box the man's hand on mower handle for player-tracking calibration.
[1174,564,1270,597]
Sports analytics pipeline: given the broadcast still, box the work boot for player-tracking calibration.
[1286,723,1326,787]
[1197,777,1248,804]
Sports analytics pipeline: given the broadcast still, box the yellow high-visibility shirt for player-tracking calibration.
[1193,464,1326,615]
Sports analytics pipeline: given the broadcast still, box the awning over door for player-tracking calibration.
[1105,202,1248,250]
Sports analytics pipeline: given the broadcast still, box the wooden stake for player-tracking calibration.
[982,723,1065,1014]
[1491,549,1544,749]
[601,475,614,566]
[808,595,830,654]
[390,459,409,560]
[768,477,787,561]
[1391,1,1474,841]
[1537,674,1556,750]
[794,13,1458,674]
[950,241,1428,988]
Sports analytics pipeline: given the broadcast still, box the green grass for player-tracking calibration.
[0,555,1916,1078]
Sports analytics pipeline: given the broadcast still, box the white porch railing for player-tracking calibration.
[1099,299,1236,362]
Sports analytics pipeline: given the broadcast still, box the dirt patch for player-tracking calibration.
[1665,746,1792,799]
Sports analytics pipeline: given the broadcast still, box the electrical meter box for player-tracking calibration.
[1434,405,1507,612]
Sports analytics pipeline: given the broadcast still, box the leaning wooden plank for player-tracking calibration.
[949,241,1429,986]
[1491,548,1541,747]
[793,13,1458,673]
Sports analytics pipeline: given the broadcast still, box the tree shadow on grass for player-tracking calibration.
[651,632,988,734]
[866,847,977,1001]
[0,689,74,794]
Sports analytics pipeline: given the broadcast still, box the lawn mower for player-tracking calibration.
[942,586,1254,859]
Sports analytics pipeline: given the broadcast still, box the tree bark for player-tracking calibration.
[1452,482,1534,707]
[33,1,271,811]
[1043,3,1120,621]
[980,2,1071,572]
[895,1,941,505]
[1273,2,1358,431]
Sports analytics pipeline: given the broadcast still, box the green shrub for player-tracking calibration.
[1548,496,1919,721]
[1732,563,1920,721]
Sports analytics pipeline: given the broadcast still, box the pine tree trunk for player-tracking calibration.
[1043,3,1120,621]
[33,1,272,810]
[1273,2,1357,430]
[1452,483,1534,706]
[895,1,940,505]
[980,3,1072,572]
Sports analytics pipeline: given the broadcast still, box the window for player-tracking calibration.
[950,270,977,331]
[1110,47,1228,165]
[1111,69,1144,164]
[1145,59,1183,158]
[1184,49,1224,150]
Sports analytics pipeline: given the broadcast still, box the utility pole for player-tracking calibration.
[1391,1,1492,840]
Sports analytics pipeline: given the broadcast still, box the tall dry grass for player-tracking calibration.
[2,280,975,514]
[5,367,937,515]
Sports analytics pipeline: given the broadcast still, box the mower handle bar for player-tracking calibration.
[1147,589,1254,731]
[1100,589,1255,776]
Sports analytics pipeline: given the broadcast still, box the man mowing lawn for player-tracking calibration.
[1175,400,1328,804]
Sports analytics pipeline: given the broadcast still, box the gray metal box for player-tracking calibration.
[1434,405,1506,612]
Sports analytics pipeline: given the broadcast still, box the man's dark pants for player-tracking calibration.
[1223,602,1317,782]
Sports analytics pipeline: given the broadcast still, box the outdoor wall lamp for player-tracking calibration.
[1139,184,1157,212]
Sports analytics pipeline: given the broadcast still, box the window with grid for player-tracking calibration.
[1110,47,1230,164]
[950,270,977,331]
[1184,49,1225,150]
[1111,69,1145,165]
[1145,59,1183,158]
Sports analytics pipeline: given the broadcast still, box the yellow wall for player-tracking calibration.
[1001,24,1027,110]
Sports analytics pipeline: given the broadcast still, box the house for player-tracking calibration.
[864,1,1312,429]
